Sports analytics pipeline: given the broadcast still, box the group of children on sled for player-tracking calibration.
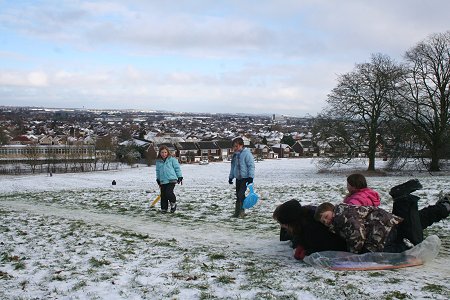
[273,174,450,259]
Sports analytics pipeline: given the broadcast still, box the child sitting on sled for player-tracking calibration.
[343,173,380,207]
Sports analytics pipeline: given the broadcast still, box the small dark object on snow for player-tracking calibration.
[112,180,116,185]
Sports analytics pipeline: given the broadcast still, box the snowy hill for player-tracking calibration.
[1,159,449,299]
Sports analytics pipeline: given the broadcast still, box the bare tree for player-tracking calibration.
[96,135,118,170]
[145,144,158,166]
[392,31,450,171]
[45,146,59,174]
[381,119,426,170]
[0,126,9,145]
[23,144,41,173]
[324,53,402,171]
[313,116,361,162]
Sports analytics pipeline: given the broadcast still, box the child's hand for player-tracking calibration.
[294,245,306,260]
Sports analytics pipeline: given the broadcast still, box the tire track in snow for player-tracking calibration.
[0,200,291,258]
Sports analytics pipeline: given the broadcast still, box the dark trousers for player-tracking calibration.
[234,179,247,215]
[419,204,449,229]
[392,194,423,245]
[391,194,449,248]
[160,183,176,210]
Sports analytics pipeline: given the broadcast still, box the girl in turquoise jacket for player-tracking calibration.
[228,137,255,217]
[155,145,183,213]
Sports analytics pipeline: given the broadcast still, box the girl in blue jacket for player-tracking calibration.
[229,137,255,217]
[156,145,183,213]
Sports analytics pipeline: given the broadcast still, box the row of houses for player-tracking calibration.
[3,132,363,167]
[9,133,96,146]
[127,138,320,163]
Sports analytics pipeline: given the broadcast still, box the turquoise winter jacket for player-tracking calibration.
[156,156,182,184]
[229,147,255,180]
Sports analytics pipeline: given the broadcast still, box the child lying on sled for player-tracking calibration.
[314,189,450,254]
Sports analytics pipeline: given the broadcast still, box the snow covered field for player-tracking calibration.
[1,158,449,299]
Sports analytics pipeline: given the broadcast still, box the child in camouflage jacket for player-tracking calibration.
[314,203,404,253]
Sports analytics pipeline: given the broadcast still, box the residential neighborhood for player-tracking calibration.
[0,106,356,174]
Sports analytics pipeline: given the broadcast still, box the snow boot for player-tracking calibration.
[170,202,177,213]
[233,200,243,217]
[389,179,423,198]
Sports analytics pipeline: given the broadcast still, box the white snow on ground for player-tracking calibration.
[0,158,449,299]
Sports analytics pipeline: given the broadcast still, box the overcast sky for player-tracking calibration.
[0,0,449,116]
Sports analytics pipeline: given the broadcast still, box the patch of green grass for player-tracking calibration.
[244,261,259,276]
[174,212,195,220]
[1,252,23,265]
[368,271,385,277]
[89,257,111,268]
[383,290,411,300]
[201,262,212,271]
[422,283,445,293]
[324,278,336,286]
[209,204,219,210]
[72,280,87,290]
[243,262,281,287]
[192,283,210,290]
[216,274,235,284]
[17,229,28,235]
[180,255,196,272]
[122,239,136,245]
[153,238,177,247]
[98,272,113,281]
[254,291,297,300]
[341,283,367,297]
[119,231,149,240]
[68,220,86,231]
[306,274,322,282]
[199,291,216,300]
[1,252,10,262]
[52,274,66,281]
[209,253,226,260]
[14,261,26,270]
[0,270,13,279]
[385,277,401,284]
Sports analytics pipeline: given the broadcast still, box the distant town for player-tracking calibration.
[0,106,338,175]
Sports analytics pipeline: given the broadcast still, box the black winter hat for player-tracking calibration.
[274,199,302,224]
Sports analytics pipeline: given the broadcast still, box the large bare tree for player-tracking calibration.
[324,53,402,171]
[392,31,450,171]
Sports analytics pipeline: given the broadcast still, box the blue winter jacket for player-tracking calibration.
[229,147,255,180]
[156,156,182,184]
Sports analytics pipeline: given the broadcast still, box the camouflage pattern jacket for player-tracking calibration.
[329,204,403,253]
